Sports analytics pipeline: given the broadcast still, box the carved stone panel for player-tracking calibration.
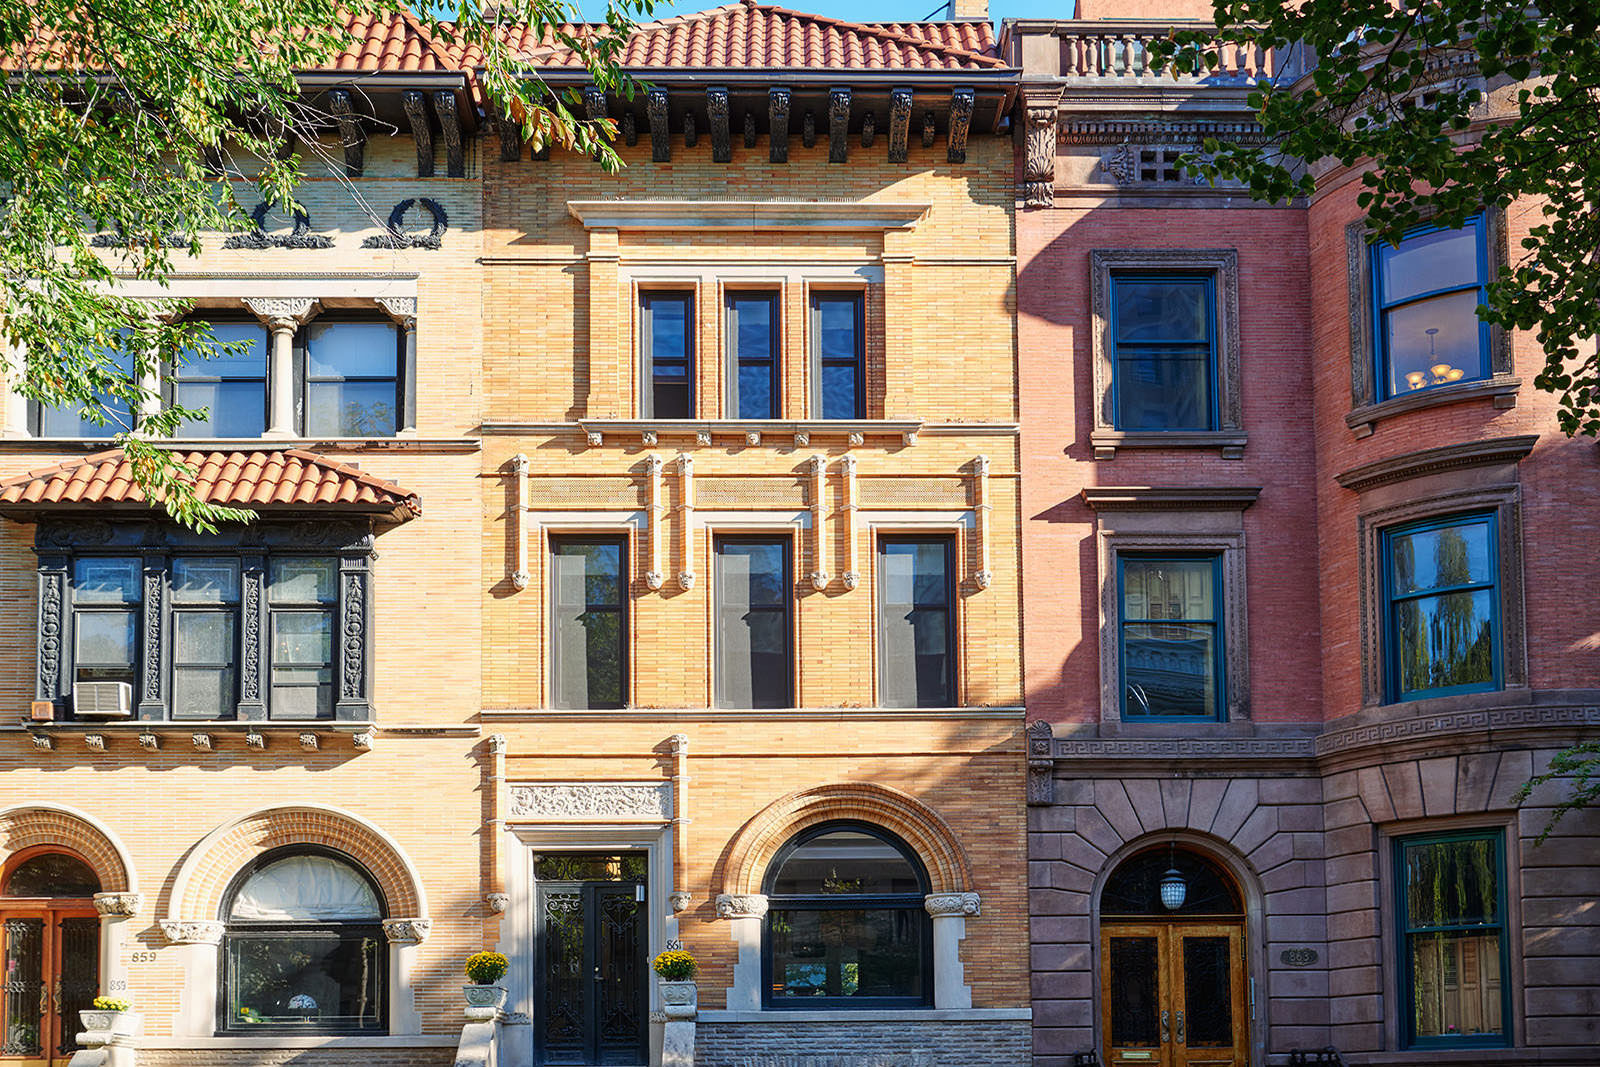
[36,566,65,702]
[507,782,673,822]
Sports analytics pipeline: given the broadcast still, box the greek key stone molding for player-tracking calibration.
[1316,703,1600,758]
[1054,736,1317,760]
[507,783,673,822]
[94,892,143,918]
[1026,720,1054,806]
[382,918,432,944]
[160,920,224,945]
[715,893,769,919]
[923,892,980,917]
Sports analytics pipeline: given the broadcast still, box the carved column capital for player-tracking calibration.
[715,893,768,919]
[376,297,418,330]
[669,891,693,913]
[243,297,320,333]
[383,917,433,944]
[485,893,510,914]
[93,892,143,918]
[923,892,981,917]
[159,919,223,945]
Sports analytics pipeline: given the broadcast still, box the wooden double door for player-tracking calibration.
[1101,922,1248,1067]
[0,907,99,1067]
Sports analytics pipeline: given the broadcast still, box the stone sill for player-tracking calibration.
[698,1008,1031,1024]
[18,720,375,754]
[1346,376,1520,437]
[139,1036,456,1049]
[1088,429,1248,460]
[575,419,924,449]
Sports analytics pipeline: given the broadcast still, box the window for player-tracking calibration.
[1395,830,1509,1048]
[550,537,627,710]
[714,537,791,709]
[170,319,269,438]
[812,293,864,420]
[763,822,931,1008]
[726,292,780,420]
[69,558,141,695]
[35,335,137,438]
[1374,217,1490,401]
[1109,274,1216,431]
[170,558,241,720]
[303,319,401,437]
[640,292,693,419]
[877,537,955,708]
[1384,513,1499,701]
[51,549,363,722]
[1118,555,1223,720]
[268,559,338,719]
[221,847,387,1034]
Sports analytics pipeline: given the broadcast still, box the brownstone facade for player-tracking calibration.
[1008,9,1600,1067]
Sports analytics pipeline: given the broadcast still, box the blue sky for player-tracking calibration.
[573,0,1078,24]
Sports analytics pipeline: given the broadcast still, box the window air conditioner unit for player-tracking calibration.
[73,680,133,717]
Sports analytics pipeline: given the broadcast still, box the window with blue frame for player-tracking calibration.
[1109,274,1217,431]
[1373,216,1491,400]
[726,291,780,420]
[812,292,864,420]
[1118,555,1223,720]
[1395,830,1509,1049]
[1384,512,1499,702]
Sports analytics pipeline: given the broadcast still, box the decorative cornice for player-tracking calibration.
[1081,486,1262,511]
[924,892,981,917]
[383,917,432,944]
[715,893,769,919]
[1335,434,1539,493]
[566,201,930,233]
[1060,118,1269,147]
[507,782,673,822]
[159,920,223,945]
[93,892,143,918]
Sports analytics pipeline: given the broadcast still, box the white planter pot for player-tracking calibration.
[463,983,508,1010]
[658,979,696,1020]
[79,1009,143,1039]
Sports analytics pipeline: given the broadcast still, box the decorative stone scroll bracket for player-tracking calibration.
[1026,719,1054,806]
[1021,88,1062,209]
[972,455,992,589]
[677,454,696,591]
[510,453,530,591]
[159,920,224,945]
[840,455,859,590]
[382,917,433,944]
[809,455,830,590]
[646,454,665,590]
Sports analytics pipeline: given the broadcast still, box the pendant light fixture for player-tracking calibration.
[1158,841,1187,911]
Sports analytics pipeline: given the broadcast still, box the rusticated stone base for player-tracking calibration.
[136,1049,454,1066]
[695,1018,1031,1067]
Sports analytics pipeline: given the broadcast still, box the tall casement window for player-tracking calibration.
[877,537,955,708]
[550,537,627,710]
[35,335,137,438]
[221,847,387,1034]
[1384,513,1498,701]
[169,558,241,720]
[1374,216,1490,400]
[69,558,141,696]
[726,292,780,420]
[171,319,270,438]
[763,822,931,1008]
[268,559,338,719]
[812,292,864,420]
[1395,830,1509,1049]
[714,536,791,708]
[303,319,402,437]
[640,292,693,418]
[1118,555,1223,720]
[1109,274,1217,431]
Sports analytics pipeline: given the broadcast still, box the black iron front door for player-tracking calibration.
[536,873,647,1066]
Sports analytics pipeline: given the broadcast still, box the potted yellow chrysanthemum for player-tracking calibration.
[463,951,510,1012]
[653,949,698,1019]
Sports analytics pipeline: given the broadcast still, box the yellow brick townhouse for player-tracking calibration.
[0,3,1028,1065]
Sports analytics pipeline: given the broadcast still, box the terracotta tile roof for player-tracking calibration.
[0,449,421,524]
[501,0,1004,72]
[318,10,465,73]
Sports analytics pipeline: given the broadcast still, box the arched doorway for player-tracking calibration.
[1099,844,1247,1067]
[0,848,102,1067]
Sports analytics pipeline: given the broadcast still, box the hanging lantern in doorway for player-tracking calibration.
[1158,843,1187,910]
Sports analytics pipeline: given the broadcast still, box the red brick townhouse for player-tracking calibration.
[1006,3,1600,1066]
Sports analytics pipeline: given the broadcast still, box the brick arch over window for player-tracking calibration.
[167,805,427,922]
[722,783,973,896]
[0,804,135,893]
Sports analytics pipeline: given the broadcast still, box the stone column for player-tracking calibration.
[377,297,418,434]
[924,892,981,1010]
[243,298,318,438]
[92,892,142,1012]
[158,920,224,1036]
[383,918,431,1036]
[714,893,768,1010]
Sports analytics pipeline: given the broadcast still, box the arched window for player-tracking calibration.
[763,822,931,1008]
[220,847,387,1033]
[1101,845,1243,918]
[2,850,101,898]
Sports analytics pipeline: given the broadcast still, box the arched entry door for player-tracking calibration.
[0,849,101,1067]
[1100,845,1248,1067]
